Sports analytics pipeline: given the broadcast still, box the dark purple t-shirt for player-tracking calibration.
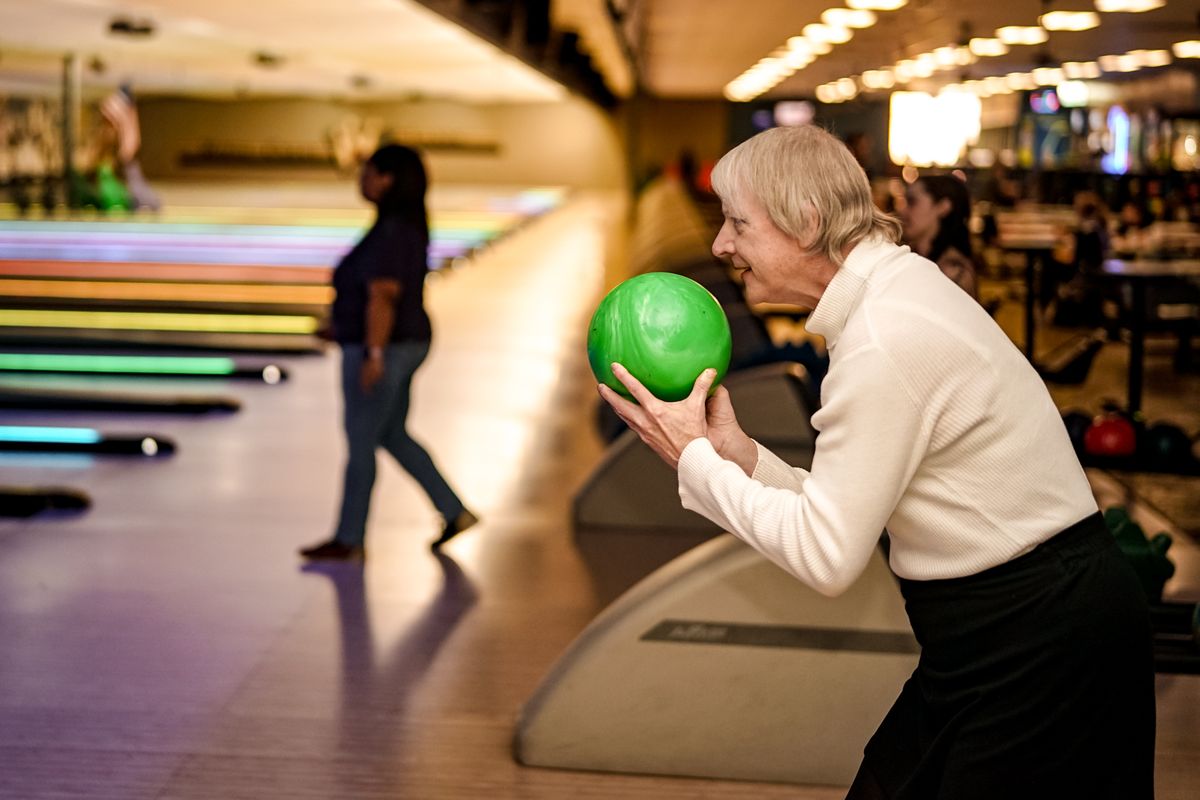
[331,216,432,344]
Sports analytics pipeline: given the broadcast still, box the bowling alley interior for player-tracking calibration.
[1,1,1199,797]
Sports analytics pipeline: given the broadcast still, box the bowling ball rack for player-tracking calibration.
[0,486,90,517]
[0,387,239,414]
[1078,453,1200,477]
[1152,601,1200,675]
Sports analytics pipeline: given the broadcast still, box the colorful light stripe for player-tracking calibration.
[0,279,333,305]
[0,242,342,267]
[0,188,565,344]
[0,261,331,283]
[0,425,102,444]
[0,354,238,375]
[0,310,318,334]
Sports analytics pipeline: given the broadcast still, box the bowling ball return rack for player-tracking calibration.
[1152,601,1200,674]
[1079,453,1200,477]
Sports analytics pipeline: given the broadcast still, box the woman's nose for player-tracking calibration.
[712,222,734,258]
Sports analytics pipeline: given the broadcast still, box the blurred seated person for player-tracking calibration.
[1047,192,1113,327]
[981,162,1020,208]
[1116,200,1145,238]
[902,174,979,300]
[1072,191,1110,271]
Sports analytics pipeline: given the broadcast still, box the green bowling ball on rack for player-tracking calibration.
[587,272,732,403]
[1104,506,1175,602]
[95,162,133,212]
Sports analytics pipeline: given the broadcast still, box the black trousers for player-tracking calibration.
[848,513,1156,800]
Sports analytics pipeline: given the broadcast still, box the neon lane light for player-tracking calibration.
[0,279,333,305]
[0,354,237,375]
[0,425,101,444]
[0,310,318,334]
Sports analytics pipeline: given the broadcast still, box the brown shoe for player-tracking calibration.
[299,539,364,560]
[430,510,479,550]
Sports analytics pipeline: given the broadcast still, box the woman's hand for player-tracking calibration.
[597,363,717,470]
[704,384,757,476]
[360,355,384,392]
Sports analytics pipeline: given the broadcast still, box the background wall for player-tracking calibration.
[625,97,728,184]
[136,93,628,190]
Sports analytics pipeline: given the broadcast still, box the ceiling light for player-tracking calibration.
[1174,41,1200,59]
[1128,49,1171,67]
[964,80,993,98]
[821,8,877,28]
[1039,11,1100,31]
[1005,72,1037,90]
[1094,0,1164,11]
[786,36,816,57]
[835,77,860,99]
[1033,67,1065,85]
[969,38,1009,57]
[847,0,907,9]
[1062,61,1101,78]
[862,69,896,89]
[790,35,834,55]
[754,58,793,80]
[996,26,1049,46]
[1056,80,1090,107]
[933,46,960,68]
[983,76,1014,94]
[783,49,814,68]
[816,84,842,103]
[804,23,853,44]
[1098,53,1139,72]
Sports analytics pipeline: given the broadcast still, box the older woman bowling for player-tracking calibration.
[597,125,1154,800]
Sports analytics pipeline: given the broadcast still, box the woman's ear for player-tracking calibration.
[934,197,953,220]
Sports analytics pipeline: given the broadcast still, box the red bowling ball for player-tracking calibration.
[1083,415,1138,457]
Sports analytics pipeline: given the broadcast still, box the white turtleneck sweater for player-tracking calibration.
[677,238,1097,597]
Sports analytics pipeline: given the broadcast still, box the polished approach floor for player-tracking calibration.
[0,191,1197,799]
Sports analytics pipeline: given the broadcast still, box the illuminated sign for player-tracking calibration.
[1029,89,1061,114]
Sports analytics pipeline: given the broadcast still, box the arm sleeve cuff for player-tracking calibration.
[750,441,809,492]
[677,437,745,529]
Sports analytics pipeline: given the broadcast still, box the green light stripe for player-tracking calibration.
[0,354,237,375]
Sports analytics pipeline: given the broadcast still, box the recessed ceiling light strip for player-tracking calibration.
[724,2,905,101]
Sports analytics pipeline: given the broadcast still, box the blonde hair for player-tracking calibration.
[710,125,901,266]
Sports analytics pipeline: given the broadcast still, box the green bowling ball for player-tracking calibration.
[587,272,732,402]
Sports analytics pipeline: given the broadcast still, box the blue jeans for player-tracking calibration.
[334,342,464,547]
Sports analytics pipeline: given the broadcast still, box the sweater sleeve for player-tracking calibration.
[750,441,809,491]
[677,344,928,596]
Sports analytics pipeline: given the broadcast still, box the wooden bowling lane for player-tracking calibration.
[0,191,832,800]
[0,184,566,352]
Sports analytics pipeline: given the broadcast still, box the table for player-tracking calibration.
[1097,258,1200,415]
[998,231,1060,364]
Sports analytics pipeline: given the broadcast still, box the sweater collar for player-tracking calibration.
[806,237,900,348]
